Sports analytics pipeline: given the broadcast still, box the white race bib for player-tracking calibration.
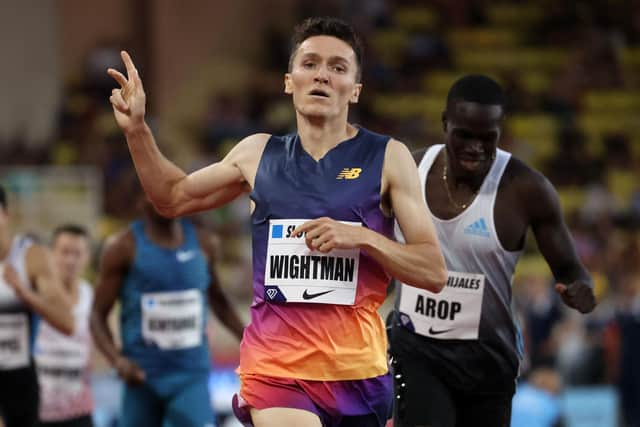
[35,347,87,395]
[0,313,30,369]
[398,271,485,340]
[141,289,203,350]
[264,219,361,305]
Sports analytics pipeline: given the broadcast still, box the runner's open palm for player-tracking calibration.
[107,51,146,132]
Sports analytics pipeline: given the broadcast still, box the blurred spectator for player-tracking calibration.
[204,94,258,154]
[544,127,601,187]
[516,273,565,368]
[605,273,640,427]
[511,367,564,427]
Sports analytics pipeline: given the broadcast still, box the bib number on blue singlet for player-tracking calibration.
[141,289,203,350]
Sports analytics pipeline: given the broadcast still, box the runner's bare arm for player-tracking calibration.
[3,245,74,335]
[90,231,147,384]
[108,51,267,217]
[293,141,447,292]
[525,170,596,313]
[375,140,446,291]
[90,232,130,364]
[199,231,245,341]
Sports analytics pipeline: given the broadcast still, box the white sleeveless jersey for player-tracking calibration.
[0,235,34,370]
[35,281,94,421]
[396,144,524,364]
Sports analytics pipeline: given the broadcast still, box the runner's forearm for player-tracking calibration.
[124,122,187,213]
[361,229,446,292]
[209,294,245,341]
[20,289,73,335]
[89,311,122,366]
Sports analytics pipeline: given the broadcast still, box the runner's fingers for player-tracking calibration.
[303,226,322,241]
[290,224,309,238]
[304,224,332,246]
[294,217,334,237]
[110,90,129,112]
[121,51,137,78]
[107,68,128,87]
[110,97,128,114]
[310,233,332,250]
[318,240,335,253]
[3,266,18,286]
[132,68,144,90]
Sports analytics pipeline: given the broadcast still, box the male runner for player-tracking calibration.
[390,75,596,427]
[0,185,74,427]
[90,194,244,427]
[107,16,446,427]
[36,224,95,427]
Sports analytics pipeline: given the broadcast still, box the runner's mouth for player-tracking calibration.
[309,89,330,98]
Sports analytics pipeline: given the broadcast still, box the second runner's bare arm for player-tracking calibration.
[90,231,146,385]
[3,245,74,335]
[108,51,267,217]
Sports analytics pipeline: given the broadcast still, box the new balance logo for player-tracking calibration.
[336,168,362,180]
[463,218,490,238]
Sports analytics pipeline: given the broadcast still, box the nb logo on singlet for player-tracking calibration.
[336,168,362,180]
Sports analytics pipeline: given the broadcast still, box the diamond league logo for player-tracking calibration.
[266,288,278,299]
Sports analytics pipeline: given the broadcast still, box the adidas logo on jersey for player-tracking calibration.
[336,168,362,180]
[463,218,490,238]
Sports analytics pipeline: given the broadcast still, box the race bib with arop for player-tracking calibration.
[398,271,485,340]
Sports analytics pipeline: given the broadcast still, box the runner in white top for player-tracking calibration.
[0,185,74,427]
[390,75,596,427]
[35,224,95,427]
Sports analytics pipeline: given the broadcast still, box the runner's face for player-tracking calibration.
[443,101,503,176]
[52,233,89,284]
[285,35,362,120]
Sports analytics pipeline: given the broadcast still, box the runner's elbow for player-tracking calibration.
[418,266,447,293]
[153,202,181,219]
[432,269,447,293]
[146,187,185,218]
[60,315,75,336]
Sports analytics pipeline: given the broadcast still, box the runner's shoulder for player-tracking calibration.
[503,155,558,209]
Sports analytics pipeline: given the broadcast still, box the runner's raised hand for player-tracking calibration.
[107,51,146,132]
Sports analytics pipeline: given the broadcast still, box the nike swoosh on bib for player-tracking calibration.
[428,326,455,335]
[302,289,335,300]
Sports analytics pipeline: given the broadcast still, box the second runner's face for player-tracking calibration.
[443,101,503,177]
[285,35,362,120]
[53,233,89,285]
